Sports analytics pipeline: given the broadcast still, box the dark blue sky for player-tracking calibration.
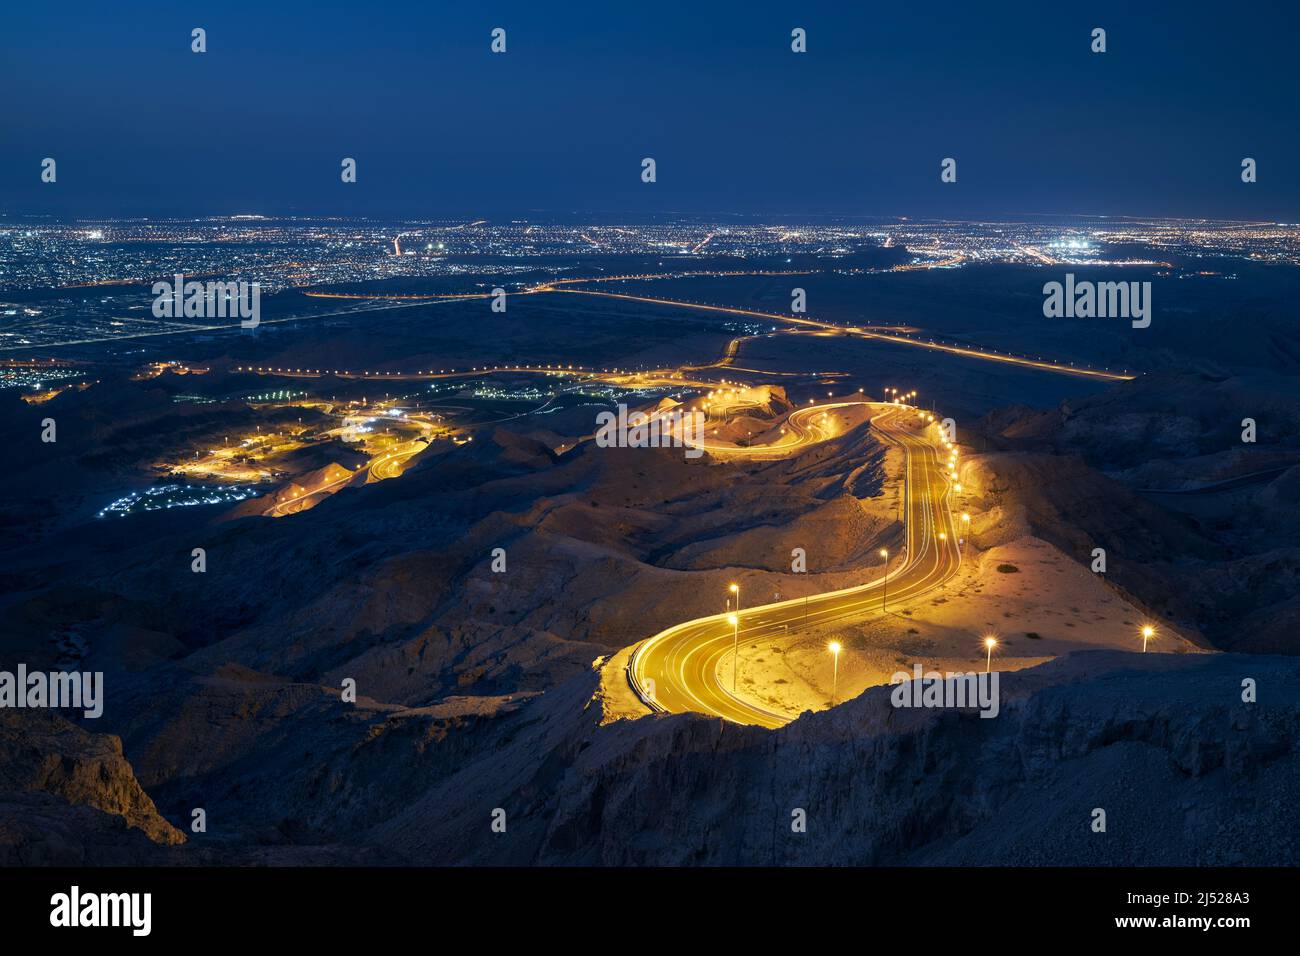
[2,1,1297,220]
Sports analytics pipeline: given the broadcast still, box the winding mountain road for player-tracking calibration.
[627,402,961,727]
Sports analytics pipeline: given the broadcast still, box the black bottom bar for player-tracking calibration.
[0,866,1284,941]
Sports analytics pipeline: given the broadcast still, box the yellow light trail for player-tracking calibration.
[544,287,1134,382]
[628,402,962,727]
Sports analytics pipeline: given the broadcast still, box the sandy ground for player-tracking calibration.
[596,645,648,724]
[717,534,1207,720]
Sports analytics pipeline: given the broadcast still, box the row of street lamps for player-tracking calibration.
[723,508,1159,713]
[824,624,1160,705]
[821,624,1158,709]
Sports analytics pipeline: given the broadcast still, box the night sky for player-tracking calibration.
[2,0,1297,220]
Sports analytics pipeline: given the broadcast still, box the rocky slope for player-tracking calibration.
[1,412,900,858]
[975,372,1300,653]
[0,711,185,858]
[369,650,1300,865]
[5,649,1295,866]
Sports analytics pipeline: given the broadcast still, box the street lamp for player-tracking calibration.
[828,641,842,706]
[983,635,997,673]
[879,548,889,612]
[1141,625,1155,653]
[729,582,740,614]
[728,613,740,690]
[960,513,970,555]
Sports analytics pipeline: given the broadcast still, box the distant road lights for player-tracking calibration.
[828,641,843,706]
[983,635,998,673]
[1141,625,1156,653]
[727,613,740,690]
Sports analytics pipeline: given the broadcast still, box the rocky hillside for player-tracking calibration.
[975,372,1300,653]
[7,648,1292,866]
[385,649,1297,866]
[0,409,900,860]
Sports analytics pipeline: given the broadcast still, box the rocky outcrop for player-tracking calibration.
[0,791,174,866]
[0,711,185,848]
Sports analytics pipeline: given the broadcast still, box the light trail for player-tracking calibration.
[628,403,962,727]
[544,286,1135,382]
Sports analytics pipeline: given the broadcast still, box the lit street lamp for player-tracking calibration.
[728,613,740,690]
[983,635,997,673]
[828,641,842,706]
[879,548,889,612]
[1141,625,1155,653]
[960,513,970,555]
[729,582,740,615]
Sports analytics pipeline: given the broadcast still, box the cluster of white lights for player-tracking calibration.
[97,484,260,519]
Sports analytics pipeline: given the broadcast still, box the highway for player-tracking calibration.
[544,286,1134,382]
[627,402,962,728]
